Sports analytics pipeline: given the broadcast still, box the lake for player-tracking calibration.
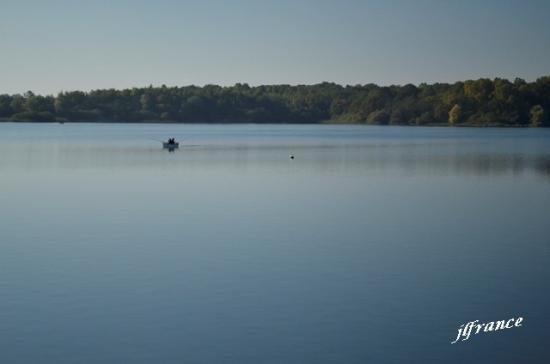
[0,123,549,363]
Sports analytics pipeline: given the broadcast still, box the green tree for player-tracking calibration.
[0,95,12,117]
[448,104,462,125]
[366,109,389,124]
[140,93,154,112]
[493,78,514,102]
[0,77,549,125]
[25,95,55,113]
[10,95,25,114]
[530,105,546,127]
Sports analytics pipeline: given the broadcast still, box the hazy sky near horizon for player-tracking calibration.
[1,0,549,95]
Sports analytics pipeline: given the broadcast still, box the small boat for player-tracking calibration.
[163,141,179,149]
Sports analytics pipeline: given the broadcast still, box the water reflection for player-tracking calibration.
[1,142,549,179]
[1,124,550,364]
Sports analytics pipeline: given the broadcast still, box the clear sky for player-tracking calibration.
[1,0,549,94]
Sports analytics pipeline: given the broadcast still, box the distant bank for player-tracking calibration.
[1,77,548,127]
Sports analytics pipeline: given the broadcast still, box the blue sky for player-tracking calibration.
[1,0,549,94]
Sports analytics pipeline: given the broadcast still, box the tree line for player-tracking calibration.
[0,77,548,126]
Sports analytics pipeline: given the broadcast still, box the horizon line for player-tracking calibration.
[5,75,550,96]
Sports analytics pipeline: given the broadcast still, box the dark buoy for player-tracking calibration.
[290,155,294,159]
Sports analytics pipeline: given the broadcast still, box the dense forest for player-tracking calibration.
[0,77,549,126]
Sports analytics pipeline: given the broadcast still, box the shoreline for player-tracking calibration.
[0,118,542,128]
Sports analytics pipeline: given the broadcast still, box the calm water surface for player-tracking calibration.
[1,123,549,363]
